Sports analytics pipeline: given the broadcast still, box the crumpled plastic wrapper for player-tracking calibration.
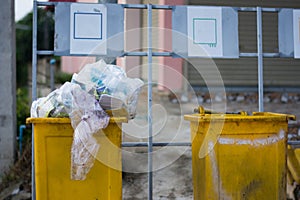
[68,84,110,180]
[72,60,144,119]
[30,82,76,118]
[31,82,110,180]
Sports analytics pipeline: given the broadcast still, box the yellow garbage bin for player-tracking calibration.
[287,145,300,184]
[27,116,127,200]
[184,106,295,200]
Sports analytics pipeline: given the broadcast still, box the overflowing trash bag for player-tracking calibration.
[71,60,143,118]
[31,60,143,180]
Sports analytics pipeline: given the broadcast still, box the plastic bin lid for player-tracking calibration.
[184,106,296,122]
[26,116,127,124]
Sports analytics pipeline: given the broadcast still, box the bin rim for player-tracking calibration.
[184,112,296,122]
[26,117,128,124]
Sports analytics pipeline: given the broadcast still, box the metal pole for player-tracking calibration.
[32,1,37,101]
[32,1,38,199]
[257,7,264,112]
[122,142,191,147]
[50,59,56,91]
[147,4,153,200]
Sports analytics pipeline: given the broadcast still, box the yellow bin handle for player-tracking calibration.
[252,112,296,121]
[195,106,296,121]
[194,106,247,116]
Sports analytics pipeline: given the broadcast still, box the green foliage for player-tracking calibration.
[16,88,30,130]
[15,8,55,135]
[55,71,73,84]
[16,9,54,87]
[16,13,31,87]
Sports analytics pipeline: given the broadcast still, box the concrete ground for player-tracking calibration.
[122,88,300,199]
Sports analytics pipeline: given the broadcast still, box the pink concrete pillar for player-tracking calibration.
[116,0,142,78]
[158,0,184,92]
[61,56,96,73]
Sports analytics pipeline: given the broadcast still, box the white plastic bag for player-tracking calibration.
[31,82,110,180]
[71,60,143,118]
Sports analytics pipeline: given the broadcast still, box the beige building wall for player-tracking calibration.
[117,0,142,78]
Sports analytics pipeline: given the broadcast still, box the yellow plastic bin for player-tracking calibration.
[287,145,300,184]
[184,106,295,200]
[27,116,127,200]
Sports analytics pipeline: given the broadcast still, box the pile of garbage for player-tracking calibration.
[31,60,143,180]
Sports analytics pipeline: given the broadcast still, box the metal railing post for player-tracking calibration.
[257,7,264,112]
[32,1,38,199]
[50,58,56,91]
[147,4,153,200]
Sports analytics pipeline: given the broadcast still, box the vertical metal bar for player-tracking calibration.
[182,61,188,100]
[147,4,153,200]
[257,7,264,112]
[50,59,56,91]
[32,1,38,101]
[32,1,38,199]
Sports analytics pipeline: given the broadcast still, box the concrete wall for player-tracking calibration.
[0,0,16,174]
[117,0,142,78]
[61,56,96,74]
[158,0,184,92]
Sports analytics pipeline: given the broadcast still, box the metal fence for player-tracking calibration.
[32,1,298,199]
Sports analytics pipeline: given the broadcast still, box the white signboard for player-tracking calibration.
[70,3,107,55]
[293,10,300,58]
[187,7,223,57]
